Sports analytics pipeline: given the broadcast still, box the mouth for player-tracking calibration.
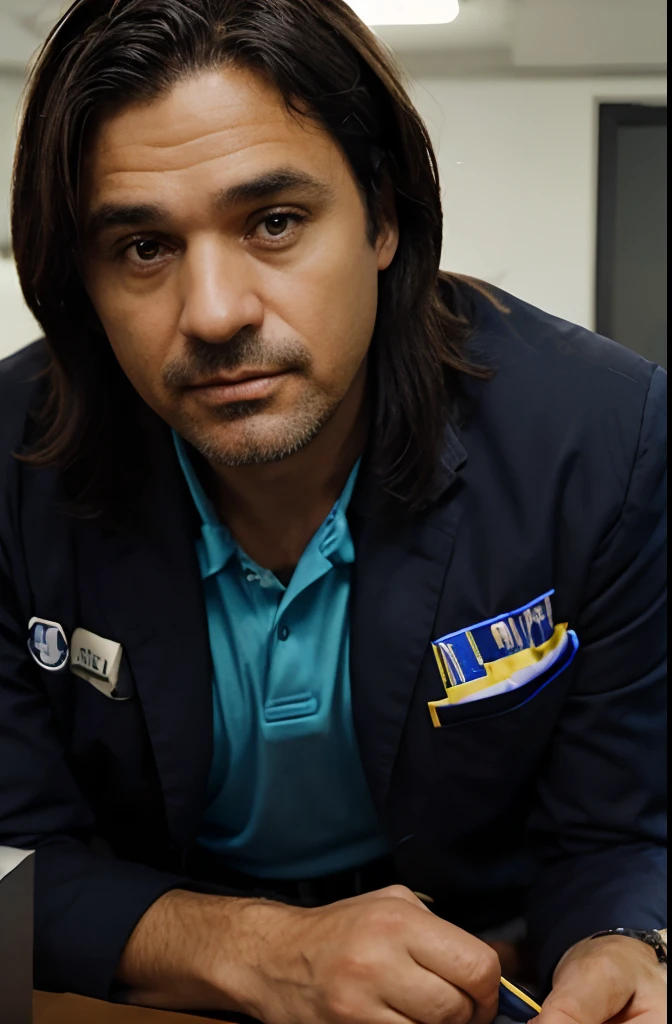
[186,370,290,404]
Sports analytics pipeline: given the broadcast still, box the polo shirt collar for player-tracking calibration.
[317,459,359,567]
[173,431,360,579]
[172,433,237,578]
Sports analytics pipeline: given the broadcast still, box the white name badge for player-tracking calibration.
[70,628,125,700]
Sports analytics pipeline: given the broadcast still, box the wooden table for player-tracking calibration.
[34,991,235,1023]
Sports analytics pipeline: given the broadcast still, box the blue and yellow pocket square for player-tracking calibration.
[428,590,578,727]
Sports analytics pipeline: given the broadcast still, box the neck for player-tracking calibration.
[201,365,368,573]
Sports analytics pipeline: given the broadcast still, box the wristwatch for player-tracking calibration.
[590,927,668,965]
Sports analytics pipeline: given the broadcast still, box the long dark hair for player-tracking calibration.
[12,0,491,518]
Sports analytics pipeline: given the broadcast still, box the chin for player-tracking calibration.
[190,420,322,468]
[177,390,337,467]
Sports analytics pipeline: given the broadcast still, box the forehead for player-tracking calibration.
[83,66,348,204]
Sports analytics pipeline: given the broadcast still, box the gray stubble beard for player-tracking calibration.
[176,385,340,468]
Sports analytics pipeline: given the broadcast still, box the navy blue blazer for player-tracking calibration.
[0,286,666,1001]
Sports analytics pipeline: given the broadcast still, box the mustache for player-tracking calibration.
[162,330,311,389]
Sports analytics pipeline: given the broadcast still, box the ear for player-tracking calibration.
[375,180,400,271]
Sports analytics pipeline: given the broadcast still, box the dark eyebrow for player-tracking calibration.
[85,169,335,241]
[214,168,336,209]
[85,203,169,240]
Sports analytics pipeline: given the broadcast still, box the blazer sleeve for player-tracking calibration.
[0,527,205,998]
[525,365,667,990]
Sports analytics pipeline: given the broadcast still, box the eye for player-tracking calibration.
[251,211,306,244]
[265,214,291,237]
[133,239,162,261]
[119,236,173,269]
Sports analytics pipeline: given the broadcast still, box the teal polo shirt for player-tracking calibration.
[173,434,388,879]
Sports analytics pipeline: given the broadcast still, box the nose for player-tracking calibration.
[178,235,264,343]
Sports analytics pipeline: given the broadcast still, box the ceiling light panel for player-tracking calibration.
[347,0,460,26]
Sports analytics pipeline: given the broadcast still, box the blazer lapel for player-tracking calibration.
[350,425,467,811]
[76,419,213,850]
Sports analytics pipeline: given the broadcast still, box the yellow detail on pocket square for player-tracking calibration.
[434,624,567,706]
[428,591,579,727]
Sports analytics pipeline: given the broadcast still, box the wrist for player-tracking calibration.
[590,933,659,962]
[209,897,307,1018]
[588,927,667,967]
[118,889,286,1013]
[555,930,665,984]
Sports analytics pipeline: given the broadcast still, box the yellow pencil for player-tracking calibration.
[500,976,543,1014]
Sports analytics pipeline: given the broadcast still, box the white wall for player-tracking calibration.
[410,73,667,330]
[0,71,25,251]
[0,259,40,358]
[0,70,41,361]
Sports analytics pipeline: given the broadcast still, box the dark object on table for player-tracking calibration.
[0,846,35,1024]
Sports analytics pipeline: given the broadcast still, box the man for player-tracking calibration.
[0,0,666,1021]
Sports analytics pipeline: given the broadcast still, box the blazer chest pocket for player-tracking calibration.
[427,590,579,728]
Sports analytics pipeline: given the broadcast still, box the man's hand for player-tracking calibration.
[537,934,667,1023]
[239,885,500,1024]
[119,884,501,1024]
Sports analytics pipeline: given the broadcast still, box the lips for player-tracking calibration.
[189,370,284,389]
[183,370,290,405]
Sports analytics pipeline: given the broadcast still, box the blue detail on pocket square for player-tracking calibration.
[428,592,579,727]
[433,590,556,690]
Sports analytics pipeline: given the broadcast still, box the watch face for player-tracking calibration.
[635,929,667,961]
[651,930,668,963]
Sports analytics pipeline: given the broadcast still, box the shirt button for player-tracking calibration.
[278,626,290,642]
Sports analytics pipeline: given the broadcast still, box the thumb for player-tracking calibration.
[537,954,633,1024]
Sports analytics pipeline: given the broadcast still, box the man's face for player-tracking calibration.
[82,67,398,466]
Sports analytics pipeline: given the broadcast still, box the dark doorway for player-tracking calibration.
[596,103,667,368]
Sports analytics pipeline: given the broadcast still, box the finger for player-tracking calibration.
[538,952,634,1024]
[363,884,434,912]
[322,984,423,1024]
[340,1008,420,1024]
[384,961,474,1024]
[405,914,501,1024]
